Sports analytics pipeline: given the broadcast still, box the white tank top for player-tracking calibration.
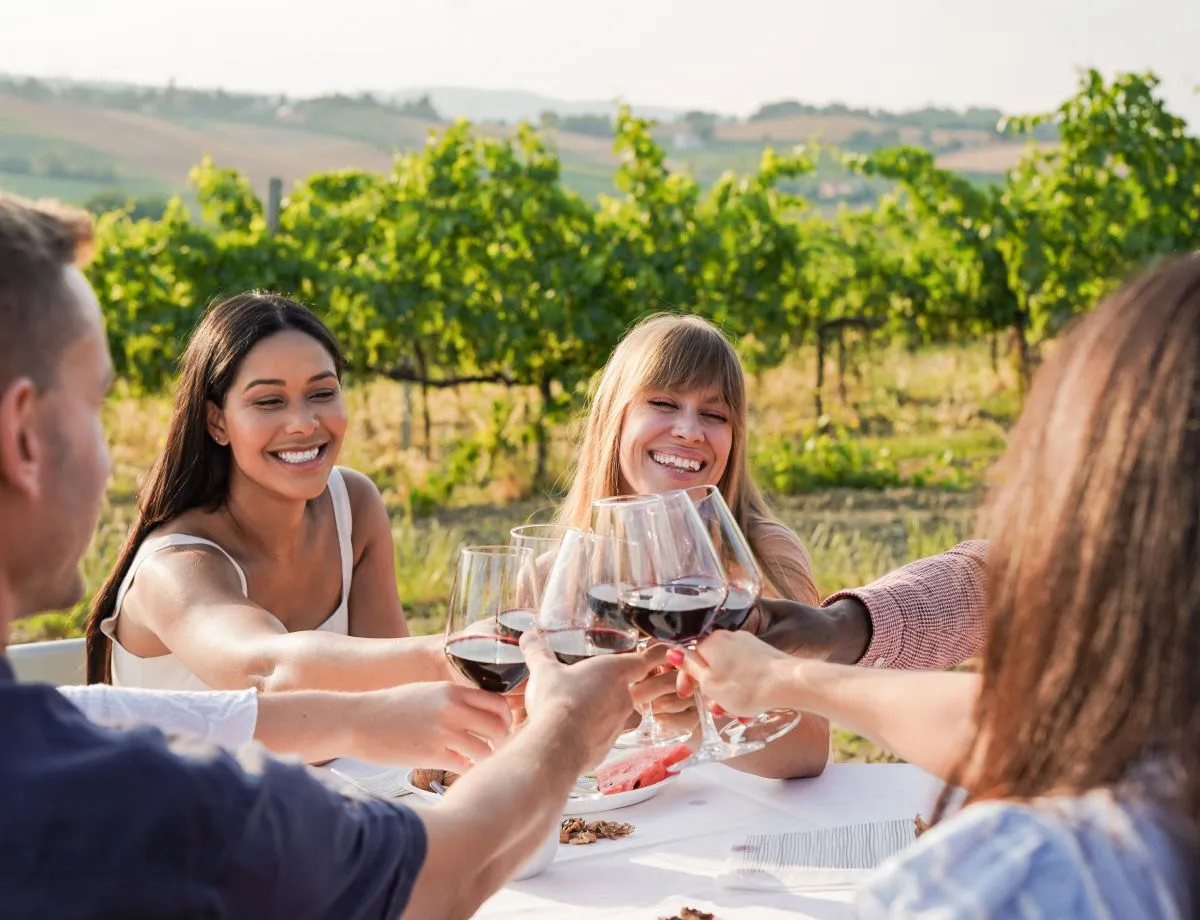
[99,467,354,691]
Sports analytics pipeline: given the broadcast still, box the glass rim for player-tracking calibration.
[510,523,575,540]
[591,493,662,508]
[458,544,533,557]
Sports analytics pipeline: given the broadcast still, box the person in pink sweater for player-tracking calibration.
[750,540,988,671]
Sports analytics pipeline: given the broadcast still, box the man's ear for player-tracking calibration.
[0,379,44,500]
[206,400,229,446]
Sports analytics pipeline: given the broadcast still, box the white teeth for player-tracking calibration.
[276,447,320,464]
[651,451,702,472]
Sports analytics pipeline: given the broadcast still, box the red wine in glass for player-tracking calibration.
[586,583,624,628]
[497,608,537,639]
[620,581,725,644]
[712,584,758,631]
[542,626,638,664]
[444,635,529,693]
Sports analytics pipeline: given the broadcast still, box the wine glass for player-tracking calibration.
[591,495,692,748]
[677,484,801,766]
[620,489,765,769]
[507,523,572,636]
[534,528,642,798]
[535,527,640,660]
[443,545,537,695]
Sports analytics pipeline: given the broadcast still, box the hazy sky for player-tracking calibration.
[3,0,1197,122]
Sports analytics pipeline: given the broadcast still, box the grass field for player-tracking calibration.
[12,340,1011,763]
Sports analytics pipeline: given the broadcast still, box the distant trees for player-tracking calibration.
[396,94,441,121]
[681,110,719,143]
[84,190,170,221]
[0,152,117,182]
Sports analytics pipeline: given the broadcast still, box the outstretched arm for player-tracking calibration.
[673,630,979,783]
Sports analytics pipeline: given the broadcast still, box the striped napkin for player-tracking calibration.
[717,818,918,891]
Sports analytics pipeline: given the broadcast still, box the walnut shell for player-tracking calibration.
[409,768,445,792]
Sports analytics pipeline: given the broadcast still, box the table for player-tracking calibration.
[475,763,944,919]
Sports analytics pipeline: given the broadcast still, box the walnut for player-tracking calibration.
[409,768,444,792]
[914,814,931,837]
[659,908,715,920]
[560,817,634,845]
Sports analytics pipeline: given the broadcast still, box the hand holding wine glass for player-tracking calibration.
[667,629,804,717]
[518,630,657,772]
[683,484,803,751]
[626,488,770,769]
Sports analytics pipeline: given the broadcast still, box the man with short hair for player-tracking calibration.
[0,192,652,919]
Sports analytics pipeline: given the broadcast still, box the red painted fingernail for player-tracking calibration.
[712,705,727,717]
[665,649,684,667]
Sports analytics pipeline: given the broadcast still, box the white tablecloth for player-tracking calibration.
[475,762,944,919]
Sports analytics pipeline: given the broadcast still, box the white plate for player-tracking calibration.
[395,768,678,813]
[561,774,679,815]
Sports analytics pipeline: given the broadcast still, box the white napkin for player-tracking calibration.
[717,817,918,891]
[324,758,415,799]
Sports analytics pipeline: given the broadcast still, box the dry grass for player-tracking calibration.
[717,113,896,144]
[935,140,1057,173]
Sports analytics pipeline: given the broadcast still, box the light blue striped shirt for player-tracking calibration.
[856,790,1190,919]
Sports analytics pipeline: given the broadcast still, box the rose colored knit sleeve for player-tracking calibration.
[824,540,989,671]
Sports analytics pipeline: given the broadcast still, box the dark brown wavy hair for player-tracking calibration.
[944,255,1200,911]
[85,292,344,683]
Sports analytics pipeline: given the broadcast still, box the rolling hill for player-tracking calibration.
[0,75,1039,212]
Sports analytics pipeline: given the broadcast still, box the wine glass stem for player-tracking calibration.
[693,688,726,749]
[637,638,663,729]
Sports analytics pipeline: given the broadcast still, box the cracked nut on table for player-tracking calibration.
[559,818,635,845]
[659,908,715,920]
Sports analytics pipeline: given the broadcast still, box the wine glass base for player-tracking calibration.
[718,708,802,747]
[613,720,692,749]
[567,774,603,800]
[668,736,767,771]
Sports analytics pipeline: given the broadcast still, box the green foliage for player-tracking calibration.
[755,431,901,493]
[83,70,1200,499]
[84,189,171,221]
[841,70,1200,383]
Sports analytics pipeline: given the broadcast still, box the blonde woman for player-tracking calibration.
[556,313,829,779]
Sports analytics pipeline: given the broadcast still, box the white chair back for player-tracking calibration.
[8,638,87,686]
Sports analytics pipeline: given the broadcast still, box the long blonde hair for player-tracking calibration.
[556,313,803,600]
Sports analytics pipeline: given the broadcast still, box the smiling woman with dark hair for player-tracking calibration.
[83,292,510,763]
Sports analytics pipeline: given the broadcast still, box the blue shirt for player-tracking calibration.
[0,657,427,919]
[856,791,1191,919]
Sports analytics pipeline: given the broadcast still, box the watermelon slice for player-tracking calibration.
[596,743,692,794]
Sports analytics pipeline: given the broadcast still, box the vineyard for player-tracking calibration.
[87,69,1200,504]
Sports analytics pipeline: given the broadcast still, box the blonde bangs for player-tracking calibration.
[635,317,745,414]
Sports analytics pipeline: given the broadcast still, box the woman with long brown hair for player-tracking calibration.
[676,256,1200,917]
[84,293,509,762]
[556,312,830,779]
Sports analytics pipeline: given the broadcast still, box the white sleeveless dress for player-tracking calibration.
[99,468,354,691]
